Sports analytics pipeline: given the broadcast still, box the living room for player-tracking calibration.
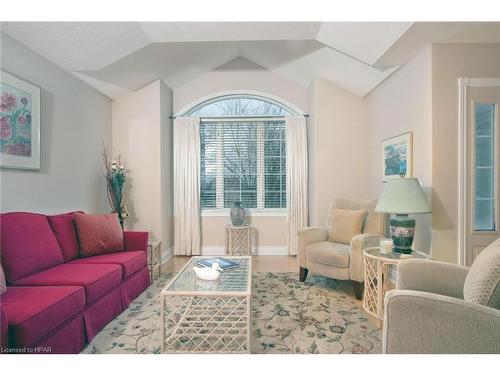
[1,1,499,373]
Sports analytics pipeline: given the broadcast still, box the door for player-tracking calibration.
[466,86,500,266]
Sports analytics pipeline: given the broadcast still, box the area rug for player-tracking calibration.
[82,272,381,354]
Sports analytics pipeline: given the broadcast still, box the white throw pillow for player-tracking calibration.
[329,208,367,245]
[463,238,500,309]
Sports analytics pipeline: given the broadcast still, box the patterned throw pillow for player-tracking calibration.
[463,238,500,309]
[74,213,124,257]
[0,264,6,294]
[329,208,367,245]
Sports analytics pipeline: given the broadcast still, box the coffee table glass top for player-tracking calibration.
[162,257,250,294]
[364,247,428,260]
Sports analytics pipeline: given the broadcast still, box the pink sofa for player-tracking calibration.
[0,211,151,354]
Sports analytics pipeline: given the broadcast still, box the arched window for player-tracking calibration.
[185,94,295,211]
[185,94,295,117]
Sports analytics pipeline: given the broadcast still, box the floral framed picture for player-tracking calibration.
[382,131,412,181]
[0,70,40,170]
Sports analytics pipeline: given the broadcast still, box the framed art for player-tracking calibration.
[0,70,40,170]
[382,131,412,181]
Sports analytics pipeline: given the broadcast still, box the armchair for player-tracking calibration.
[297,198,386,300]
[383,239,500,354]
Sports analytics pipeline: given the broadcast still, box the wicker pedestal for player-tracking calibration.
[225,225,255,256]
[147,240,161,283]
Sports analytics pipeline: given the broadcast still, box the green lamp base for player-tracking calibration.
[390,214,415,254]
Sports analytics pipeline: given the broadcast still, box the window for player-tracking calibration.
[473,103,497,231]
[188,95,289,117]
[194,95,293,210]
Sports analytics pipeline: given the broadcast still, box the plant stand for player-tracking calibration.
[225,225,255,256]
[147,240,161,283]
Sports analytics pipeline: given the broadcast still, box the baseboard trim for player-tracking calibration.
[201,245,288,256]
[161,247,173,264]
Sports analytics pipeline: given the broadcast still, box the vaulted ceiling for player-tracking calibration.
[1,22,499,99]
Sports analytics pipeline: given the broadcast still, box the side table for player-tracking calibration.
[225,225,255,256]
[362,247,429,326]
[147,240,161,283]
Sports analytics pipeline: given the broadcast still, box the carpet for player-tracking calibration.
[82,272,381,354]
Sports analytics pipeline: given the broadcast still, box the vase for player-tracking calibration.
[230,201,246,226]
[390,214,415,254]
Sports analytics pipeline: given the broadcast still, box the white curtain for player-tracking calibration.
[286,115,309,256]
[174,117,201,256]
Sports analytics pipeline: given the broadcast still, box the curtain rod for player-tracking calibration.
[169,114,309,120]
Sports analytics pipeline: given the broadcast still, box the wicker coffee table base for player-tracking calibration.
[162,294,251,353]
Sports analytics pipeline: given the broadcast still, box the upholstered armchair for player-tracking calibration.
[383,238,500,354]
[297,198,386,300]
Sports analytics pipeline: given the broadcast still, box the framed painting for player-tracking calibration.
[382,131,412,181]
[0,70,40,170]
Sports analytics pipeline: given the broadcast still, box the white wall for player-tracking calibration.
[431,43,500,262]
[366,46,433,254]
[112,80,174,255]
[173,58,308,252]
[174,58,308,115]
[308,78,371,226]
[0,33,112,214]
[160,82,174,253]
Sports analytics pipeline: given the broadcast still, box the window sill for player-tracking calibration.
[201,209,287,217]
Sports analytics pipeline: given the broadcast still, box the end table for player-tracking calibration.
[225,225,255,256]
[362,247,429,326]
[147,240,161,283]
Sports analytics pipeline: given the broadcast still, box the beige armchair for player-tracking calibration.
[297,198,386,300]
[383,238,500,354]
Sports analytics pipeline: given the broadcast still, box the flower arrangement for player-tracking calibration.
[102,144,127,228]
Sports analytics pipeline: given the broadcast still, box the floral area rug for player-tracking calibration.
[82,272,381,354]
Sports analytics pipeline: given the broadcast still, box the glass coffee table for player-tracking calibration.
[160,256,252,353]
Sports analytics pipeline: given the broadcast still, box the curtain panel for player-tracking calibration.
[173,117,201,256]
[285,116,309,256]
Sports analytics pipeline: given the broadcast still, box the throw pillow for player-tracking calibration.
[463,238,500,309]
[74,212,124,257]
[329,208,367,245]
[0,264,6,294]
[47,211,83,262]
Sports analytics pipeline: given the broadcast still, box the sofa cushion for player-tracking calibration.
[47,211,83,262]
[70,251,147,279]
[328,208,366,244]
[0,212,64,283]
[464,238,500,309]
[74,212,124,257]
[12,263,122,304]
[306,241,350,268]
[0,286,85,347]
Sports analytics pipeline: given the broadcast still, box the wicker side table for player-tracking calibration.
[362,247,428,326]
[225,225,255,256]
[147,240,161,283]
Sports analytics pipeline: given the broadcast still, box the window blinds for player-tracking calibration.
[200,120,286,209]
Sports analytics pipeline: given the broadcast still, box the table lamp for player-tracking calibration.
[375,177,431,254]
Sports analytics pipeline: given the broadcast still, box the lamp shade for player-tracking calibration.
[375,178,431,214]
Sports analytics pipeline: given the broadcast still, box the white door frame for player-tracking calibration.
[458,77,500,266]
